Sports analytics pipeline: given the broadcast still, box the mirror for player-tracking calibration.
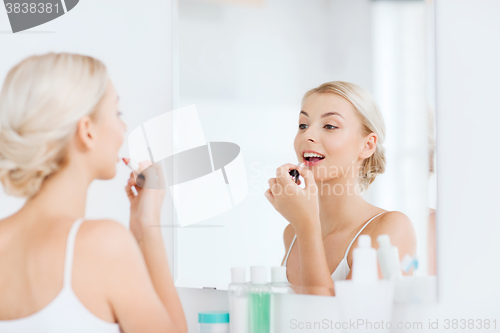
[172,0,437,295]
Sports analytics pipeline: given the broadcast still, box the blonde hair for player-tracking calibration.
[302,81,386,192]
[0,53,109,197]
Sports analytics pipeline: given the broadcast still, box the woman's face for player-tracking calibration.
[293,92,370,183]
[91,80,127,179]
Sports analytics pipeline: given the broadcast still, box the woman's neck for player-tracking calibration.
[316,176,372,237]
[20,162,93,224]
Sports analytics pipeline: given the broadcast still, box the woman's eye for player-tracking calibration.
[325,124,337,130]
[299,124,308,130]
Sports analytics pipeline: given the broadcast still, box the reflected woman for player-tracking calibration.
[0,53,187,332]
[265,81,417,294]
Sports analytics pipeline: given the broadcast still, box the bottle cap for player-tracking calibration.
[271,266,287,283]
[198,311,229,324]
[231,267,246,283]
[358,234,372,248]
[250,266,267,284]
[400,254,414,272]
[377,234,391,248]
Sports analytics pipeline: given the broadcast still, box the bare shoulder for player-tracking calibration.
[369,211,415,237]
[78,219,130,243]
[365,211,417,253]
[346,210,417,272]
[75,219,144,293]
[75,219,173,331]
[76,219,137,262]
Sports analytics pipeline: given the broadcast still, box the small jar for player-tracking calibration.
[198,311,230,333]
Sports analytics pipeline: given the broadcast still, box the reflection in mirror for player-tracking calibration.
[174,0,436,299]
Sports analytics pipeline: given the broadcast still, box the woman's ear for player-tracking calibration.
[75,115,96,151]
[359,133,377,159]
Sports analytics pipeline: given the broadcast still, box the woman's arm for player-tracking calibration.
[135,224,187,333]
[124,163,187,333]
[267,164,334,294]
[294,221,334,294]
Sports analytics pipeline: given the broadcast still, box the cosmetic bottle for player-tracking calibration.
[198,311,229,333]
[228,267,248,333]
[352,234,378,283]
[270,266,293,294]
[377,234,403,280]
[335,235,395,333]
[248,266,271,333]
[270,267,293,333]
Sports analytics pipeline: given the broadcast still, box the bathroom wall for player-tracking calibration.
[0,0,176,266]
[433,0,500,317]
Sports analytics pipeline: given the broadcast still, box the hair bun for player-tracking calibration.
[0,52,108,197]
[0,127,60,197]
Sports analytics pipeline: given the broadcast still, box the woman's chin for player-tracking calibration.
[306,164,331,179]
[98,167,117,180]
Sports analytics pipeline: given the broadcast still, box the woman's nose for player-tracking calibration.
[305,130,317,142]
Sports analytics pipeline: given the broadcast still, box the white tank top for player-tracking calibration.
[0,218,122,333]
[282,211,387,282]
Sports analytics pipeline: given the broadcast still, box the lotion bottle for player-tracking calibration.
[248,266,271,333]
[270,267,293,333]
[352,234,378,283]
[377,234,403,280]
[228,267,248,333]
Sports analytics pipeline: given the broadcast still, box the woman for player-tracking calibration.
[0,53,187,332]
[265,82,417,293]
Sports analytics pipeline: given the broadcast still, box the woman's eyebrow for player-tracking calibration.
[321,111,344,119]
[300,110,344,119]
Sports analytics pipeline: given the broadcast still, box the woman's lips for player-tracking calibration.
[303,157,324,166]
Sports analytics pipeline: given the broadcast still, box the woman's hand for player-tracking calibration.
[264,163,320,233]
[266,164,334,290]
[124,161,166,243]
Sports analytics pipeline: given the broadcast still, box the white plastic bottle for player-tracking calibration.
[270,267,293,333]
[270,266,293,294]
[377,234,403,280]
[228,267,248,333]
[352,234,378,283]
